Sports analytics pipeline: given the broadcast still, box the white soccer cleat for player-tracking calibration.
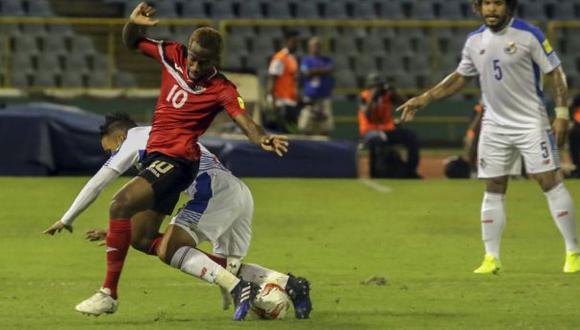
[75,288,118,316]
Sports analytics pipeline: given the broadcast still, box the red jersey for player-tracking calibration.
[137,38,246,162]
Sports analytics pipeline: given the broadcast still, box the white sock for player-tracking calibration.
[238,263,290,288]
[545,183,580,253]
[481,192,506,259]
[170,247,240,292]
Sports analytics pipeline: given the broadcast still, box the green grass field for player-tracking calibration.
[1,177,580,329]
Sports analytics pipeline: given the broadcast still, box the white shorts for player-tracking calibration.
[169,171,253,258]
[477,126,559,178]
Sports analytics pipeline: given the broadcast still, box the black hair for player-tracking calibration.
[473,0,518,16]
[190,27,223,66]
[99,112,137,136]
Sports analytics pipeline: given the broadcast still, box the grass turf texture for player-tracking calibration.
[1,177,580,329]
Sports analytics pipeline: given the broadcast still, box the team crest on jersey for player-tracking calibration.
[237,97,245,109]
[504,41,517,55]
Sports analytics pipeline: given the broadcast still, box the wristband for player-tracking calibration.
[555,106,569,120]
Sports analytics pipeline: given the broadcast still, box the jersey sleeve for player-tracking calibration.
[218,85,247,118]
[137,38,184,65]
[529,31,560,74]
[60,167,120,225]
[269,58,284,76]
[103,130,142,173]
[456,40,478,77]
[137,38,163,62]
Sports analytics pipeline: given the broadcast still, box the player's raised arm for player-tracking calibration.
[233,112,289,157]
[122,2,159,50]
[396,72,471,122]
[546,66,570,147]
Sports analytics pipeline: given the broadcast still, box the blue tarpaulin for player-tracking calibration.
[0,102,106,175]
[0,102,357,177]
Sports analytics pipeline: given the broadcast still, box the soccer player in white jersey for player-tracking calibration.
[43,114,312,318]
[397,0,580,274]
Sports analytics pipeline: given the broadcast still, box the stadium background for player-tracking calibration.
[2,0,578,160]
[3,1,580,329]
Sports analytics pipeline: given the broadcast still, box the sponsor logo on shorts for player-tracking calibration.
[480,158,487,169]
[543,159,551,165]
[482,219,494,224]
[480,49,486,55]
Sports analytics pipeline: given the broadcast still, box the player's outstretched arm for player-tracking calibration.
[122,2,159,49]
[43,220,73,235]
[233,112,289,157]
[546,66,570,147]
[397,72,470,122]
[43,167,120,236]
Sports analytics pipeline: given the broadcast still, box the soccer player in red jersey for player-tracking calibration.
[45,2,288,321]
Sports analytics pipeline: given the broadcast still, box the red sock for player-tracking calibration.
[199,249,227,268]
[102,219,131,299]
[146,234,163,256]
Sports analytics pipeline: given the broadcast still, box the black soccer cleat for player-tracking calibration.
[285,273,312,319]
[231,279,260,321]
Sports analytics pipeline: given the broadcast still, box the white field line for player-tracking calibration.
[358,179,393,193]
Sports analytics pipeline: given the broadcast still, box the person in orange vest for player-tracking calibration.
[267,30,300,133]
[359,73,421,178]
[568,95,580,177]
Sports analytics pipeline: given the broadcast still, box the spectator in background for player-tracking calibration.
[267,30,300,133]
[299,37,335,136]
[568,95,580,177]
[359,73,421,178]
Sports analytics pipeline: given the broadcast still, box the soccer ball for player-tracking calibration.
[249,283,291,320]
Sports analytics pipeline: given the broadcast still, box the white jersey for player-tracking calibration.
[457,18,560,132]
[104,126,229,175]
[60,126,229,225]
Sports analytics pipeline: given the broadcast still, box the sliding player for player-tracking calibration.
[44,114,311,319]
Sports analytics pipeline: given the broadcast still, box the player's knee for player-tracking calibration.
[486,177,508,194]
[535,171,561,192]
[130,237,150,253]
[110,193,134,218]
[156,244,173,264]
